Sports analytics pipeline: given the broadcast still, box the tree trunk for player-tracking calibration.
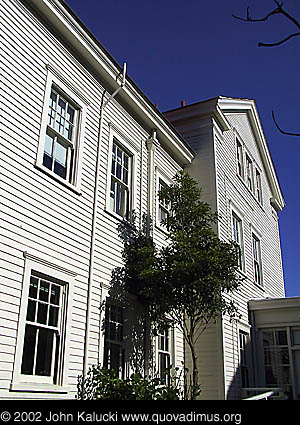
[190,342,199,400]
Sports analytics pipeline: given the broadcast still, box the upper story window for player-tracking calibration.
[232,212,244,272]
[255,169,262,204]
[110,139,132,220]
[158,179,170,224]
[36,67,87,191]
[236,139,244,179]
[252,234,262,286]
[245,154,254,192]
[43,89,78,183]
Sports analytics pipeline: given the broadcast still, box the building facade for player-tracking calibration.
[0,0,194,399]
[0,0,292,400]
[164,98,286,399]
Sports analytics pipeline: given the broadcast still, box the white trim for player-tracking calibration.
[11,251,75,394]
[36,67,87,191]
[155,168,173,232]
[105,125,138,220]
[229,204,246,274]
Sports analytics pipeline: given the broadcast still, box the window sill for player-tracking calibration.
[104,208,134,227]
[155,223,169,237]
[253,281,265,292]
[10,381,69,394]
[34,162,81,195]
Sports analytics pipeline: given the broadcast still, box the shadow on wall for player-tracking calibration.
[226,330,294,400]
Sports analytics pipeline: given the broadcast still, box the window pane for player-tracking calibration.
[66,105,75,123]
[37,303,48,325]
[55,141,67,166]
[263,331,274,347]
[49,91,57,108]
[26,300,36,322]
[292,330,300,345]
[39,280,50,302]
[57,97,66,117]
[54,141,67,179]
[276,330,288,346]
[21,325,37,375]
[43,132,54,170]
[48,306,59,327]
[64,122,73,141]
[50,285,60,306]
[29,276,38,299]
[35,328,54,376]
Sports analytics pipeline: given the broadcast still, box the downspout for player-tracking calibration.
[143,130,158,376]
[83,63,127,385]
[146,129,158,236]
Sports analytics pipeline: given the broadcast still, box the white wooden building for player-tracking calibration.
[0,0,291,400]
[0,0,194,399]
[165,98,287,399]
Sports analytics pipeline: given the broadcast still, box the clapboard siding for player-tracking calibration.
[165,100,285,400]
[0,0,191,399]
[215,111,285,399]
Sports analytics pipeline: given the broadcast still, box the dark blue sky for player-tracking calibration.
[65,0,300,297]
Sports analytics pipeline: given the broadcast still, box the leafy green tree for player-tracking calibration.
[112,172,242,399]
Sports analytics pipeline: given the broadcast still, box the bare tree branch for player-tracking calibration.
[233,1,300,47]
[258,31,300,46]
[272,110,300,136]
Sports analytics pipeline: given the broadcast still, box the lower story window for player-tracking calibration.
[21,271,67,384]
[103,302,125,378]
[239,331,249,388]
[157,327,172,384]
[262,329,292,399]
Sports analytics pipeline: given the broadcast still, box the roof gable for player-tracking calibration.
[217,97,285,211]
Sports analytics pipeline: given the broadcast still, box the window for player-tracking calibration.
[236,139,244,178]
[245,155,253,191]
[104,302,125,378]
[239,331,249,388]
[158,179,170,225]
[157,327,172,384]
[232,212,244,271]
[255,169,262,204]
[43,89,78,183]
[20,272,67,383]
[12,251,74,392]
[110,139,131,220]
[36,67,87,190]
[252,234,262,286]
[262,329,292,399]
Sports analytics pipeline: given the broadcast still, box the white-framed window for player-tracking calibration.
[157,327,172,384]
[236,139,244,179]
[255,169,263,204]
[252,233,263,286]
[232,212,244,272]
[110,140,132,220]
[156,169,173,230]
[239,331,250,388]
[158,179,170,224]
[106,125,138,221]
[12,251,75,392]
[245,154,254,192]
[20,272,67,382]
[36,66,87,190]
[103,301,125,378]
[261,329,292,398]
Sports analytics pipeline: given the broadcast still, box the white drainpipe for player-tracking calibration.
[83,63,127,384]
